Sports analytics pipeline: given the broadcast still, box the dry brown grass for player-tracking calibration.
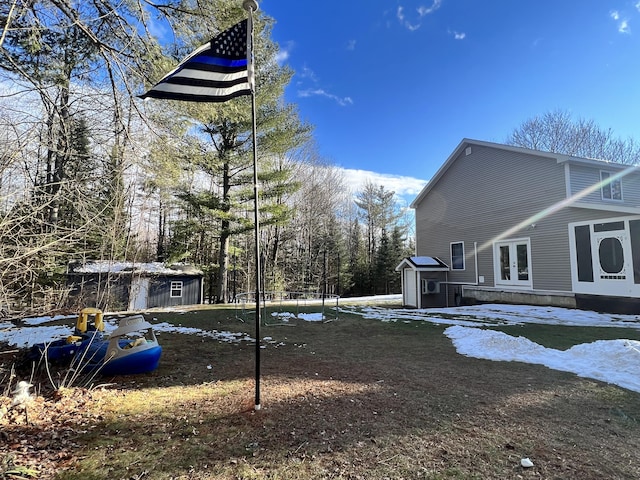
[2,303,640,479]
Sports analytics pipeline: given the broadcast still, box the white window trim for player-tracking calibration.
[170,280,183,298]
[600,170,623,202]
[450,241,465,270]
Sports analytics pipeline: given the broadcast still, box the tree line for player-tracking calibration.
[0,0,412,313]
[3,3,636,315]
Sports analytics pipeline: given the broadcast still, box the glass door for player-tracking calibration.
[495,240,532,287]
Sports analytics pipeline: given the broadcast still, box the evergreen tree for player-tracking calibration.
[353,182,404,295]
[156,11,311,303]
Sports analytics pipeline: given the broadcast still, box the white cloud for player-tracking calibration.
[275,50,289,64]
[610,10,630,33]
[417,0,442,16]
[449,30,466,40]
[298,88,353,107]
[636,1,640,12]
[347,39,356,51]
[295,66,352,106]
[619,19,631,33]
[298,65,318,82]
[397,1,442,31]
[275,40,294,65]
[609,9,640,34]
[397,6,420,31]
[397,5,405,22]
[340,168,427,199]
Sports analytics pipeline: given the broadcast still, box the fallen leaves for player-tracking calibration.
[0,388,101,479]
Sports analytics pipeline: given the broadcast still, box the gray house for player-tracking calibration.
[68,261,204,311]
[398,138,640,313]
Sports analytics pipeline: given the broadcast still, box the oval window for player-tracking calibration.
[599,237,624,274]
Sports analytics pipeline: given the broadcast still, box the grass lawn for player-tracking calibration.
[2,302,640,479]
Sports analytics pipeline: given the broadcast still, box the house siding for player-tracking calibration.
[414,144,622,293]
[569,163,640,207]
[148,276,202,307]
[529,207,620,291]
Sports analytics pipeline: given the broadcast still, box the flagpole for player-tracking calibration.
[243,0,261,411]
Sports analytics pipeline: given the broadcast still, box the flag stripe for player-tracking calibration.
[162,75,249,90]
[186,56,247,68]
[168,67,248,82]
[140,19,250,103]
[144,81,251,103]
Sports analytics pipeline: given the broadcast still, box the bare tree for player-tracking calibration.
[506,109,640,164]
[0,0,256,311]
[279,152,350,293]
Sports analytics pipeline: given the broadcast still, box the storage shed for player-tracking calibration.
[395,256,449,308]
[68,261,204,311]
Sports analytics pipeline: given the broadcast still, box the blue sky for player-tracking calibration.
[260,0,640,195]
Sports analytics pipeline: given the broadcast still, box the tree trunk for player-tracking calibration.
[215,160,231,303]
[49,72,71,227]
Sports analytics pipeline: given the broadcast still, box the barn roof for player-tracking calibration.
[69,261,204,276]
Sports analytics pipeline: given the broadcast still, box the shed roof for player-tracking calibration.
[395,256,449,272]
[69,261,204,276]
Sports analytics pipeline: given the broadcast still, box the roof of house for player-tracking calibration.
[69,261,204,276]
[395,256,449,272]
[410,138,634,209]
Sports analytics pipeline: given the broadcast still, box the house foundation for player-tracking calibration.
[462,286,577,309]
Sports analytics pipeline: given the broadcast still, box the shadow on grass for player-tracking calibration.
[43,309,640,479]
[4,306,640,479]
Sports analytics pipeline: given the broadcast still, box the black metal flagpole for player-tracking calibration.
[243,0,261,411]
[139,0,260,407]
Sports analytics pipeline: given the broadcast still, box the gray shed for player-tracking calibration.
[68,261,204,311]
[395,256,450,308]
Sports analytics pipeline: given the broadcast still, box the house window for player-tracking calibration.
[450,242,465,270]
[170,281,183,298]
[601,171,622,201]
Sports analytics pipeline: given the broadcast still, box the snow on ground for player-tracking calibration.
[3,301,640,393]
[271,312,325,322]
[1,315,256,348]
[445,326,640,393]
[340,302,640,393]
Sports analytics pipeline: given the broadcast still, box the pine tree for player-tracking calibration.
[155,11,312,303]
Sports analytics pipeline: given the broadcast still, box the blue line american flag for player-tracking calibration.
[141,19,251,103]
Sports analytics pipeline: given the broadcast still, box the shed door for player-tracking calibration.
[403,269,418,307]
[130,277,150,310]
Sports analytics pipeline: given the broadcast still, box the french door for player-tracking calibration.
[495,239,532,287]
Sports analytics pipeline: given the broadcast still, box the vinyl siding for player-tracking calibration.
[569,164,640,207]
[414,144,623,293]
[148,276,202,307]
